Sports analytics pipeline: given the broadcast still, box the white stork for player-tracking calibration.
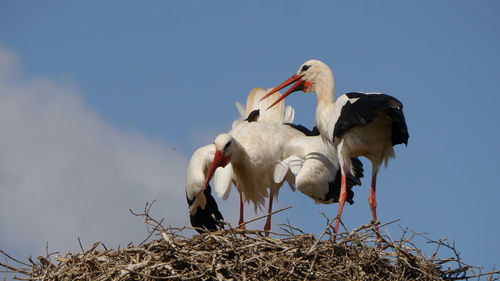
[187,87,293,233]
[261,59,409,233]
[202,87,295,234]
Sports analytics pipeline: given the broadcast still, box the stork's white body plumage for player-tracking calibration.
[217,121,302,209]
[214,87,295,204]
[263,59,409,233]
[276,133,362,205]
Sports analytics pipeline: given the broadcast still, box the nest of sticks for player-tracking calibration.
[1,204,499,281]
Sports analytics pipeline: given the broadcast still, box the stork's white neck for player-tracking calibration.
[313,68,335,139]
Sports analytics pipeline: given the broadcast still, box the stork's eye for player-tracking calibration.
[223,141,231,151]
[301,65,311,72]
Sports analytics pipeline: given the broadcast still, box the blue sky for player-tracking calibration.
[1,0,499,275]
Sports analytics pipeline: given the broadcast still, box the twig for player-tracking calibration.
[307,214,335,255]
[0,251,31,267]
[77,237,84,253]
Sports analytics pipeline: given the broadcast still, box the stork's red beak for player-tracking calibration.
[203,150,229,189]
[260,74,305,110]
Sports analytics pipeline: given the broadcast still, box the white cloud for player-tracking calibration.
[0,47,189,258]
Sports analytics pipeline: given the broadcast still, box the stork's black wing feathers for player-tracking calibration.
[333,92,409,146]
[323,157,364,204]
[284,123,320,136]
[310,126,321,136]
[333,92,390,139]
[188,185,224,233]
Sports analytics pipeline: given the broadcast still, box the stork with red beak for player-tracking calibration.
[189,87,294,234]
[202,88,296,233]
[261,60,409,234]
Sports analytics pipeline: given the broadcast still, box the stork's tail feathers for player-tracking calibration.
[389,105,409,146]
[324,157,364,205]
[348,157,364,187]
[187,185,224,233]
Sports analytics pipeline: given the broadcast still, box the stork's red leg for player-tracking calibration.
[368,173,379,232]
[264,192,274,237]
[369,172,383,249]
[238,193,245,230]
[334,170,348,234]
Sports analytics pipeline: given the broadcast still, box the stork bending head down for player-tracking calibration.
[186,144,224,233]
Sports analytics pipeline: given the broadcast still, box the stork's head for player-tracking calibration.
[213,134,235,159]
[203,134,234,189]
[260,59,334,109]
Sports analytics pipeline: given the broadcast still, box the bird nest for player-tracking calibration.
[1,205,498,281]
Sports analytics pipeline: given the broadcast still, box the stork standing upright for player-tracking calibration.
[186,87,289,233]
[261,60,409,233]
[203,113,298,233]
[189,87,293,234]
